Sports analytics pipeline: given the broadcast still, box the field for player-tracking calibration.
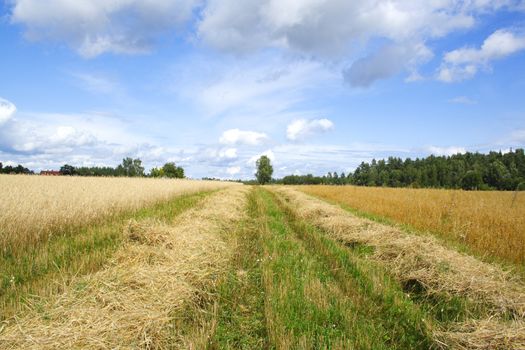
[298,185,525,266]
[1,176,524,349]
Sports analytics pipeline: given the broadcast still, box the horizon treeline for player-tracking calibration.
[278,149,525,191]
[0,162,33,175]
[60,158,185,178]
[0,158,185,179]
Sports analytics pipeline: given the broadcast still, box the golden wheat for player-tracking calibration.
[297,185,525,266]
[0,175,238,252]
[0,186,249,349]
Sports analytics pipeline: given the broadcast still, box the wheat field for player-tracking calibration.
[298,185,525,266]
[0,175,236,253]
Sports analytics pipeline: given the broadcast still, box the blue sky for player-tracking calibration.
[1,0,525,179]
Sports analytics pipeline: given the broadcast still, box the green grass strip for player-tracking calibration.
[208,189,269,349]
[268,189,435,349]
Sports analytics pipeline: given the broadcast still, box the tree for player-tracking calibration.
[150,167,164,178]
[60,164,76,175]
[117,157,144,177]
[162,162,184,178]
[461,170,482,190]
[255,155,273,185]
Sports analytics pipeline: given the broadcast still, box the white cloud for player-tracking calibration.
[10,0,200,57]
[197,0,496,56]
[448,96,477,104]
[219,129,268,145]
[247,149,275,166]
[438,29,525,82]
[427,146,467,156]
[196,0,521,85]
[226,166,241,175]
[343,42,433,87]
[0,98,17,125]
[72,72,121,95]
[219,148,238,159]
[286,118,334,141]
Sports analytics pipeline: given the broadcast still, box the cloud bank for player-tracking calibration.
[10,0,199,57]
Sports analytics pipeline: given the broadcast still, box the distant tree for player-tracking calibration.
[150,167,164,178]
[162,162,184,178]
[117,157,144,177]
[255,155,273,185]
[60,164,76,175]
[461,170,483,190]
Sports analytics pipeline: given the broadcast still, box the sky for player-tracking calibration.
[0,0,525,179]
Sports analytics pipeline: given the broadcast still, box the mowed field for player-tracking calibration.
[1,176,524,349]
[298,185,525,266]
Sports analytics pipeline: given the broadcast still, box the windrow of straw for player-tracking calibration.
[271,186,525,349]
[0,186,248,349]
[298,185,525,265]
[0,175,238,253]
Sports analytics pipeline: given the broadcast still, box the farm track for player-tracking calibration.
[1,184,524,349]
[272,186,525,349]
[0,186,248,349]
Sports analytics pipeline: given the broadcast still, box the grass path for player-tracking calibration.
[209,187,433,349]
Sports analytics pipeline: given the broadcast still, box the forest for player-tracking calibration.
[279,149,525,190]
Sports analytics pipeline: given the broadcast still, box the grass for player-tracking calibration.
[297,185,525,266]
[209,187,434,349]
[208,189,268,349]
[2,182,523,348]
[0,190,212,320]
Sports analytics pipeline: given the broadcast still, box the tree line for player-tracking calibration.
[0,162,33,175]
[1,158,185,178]
[276,149,525,190]
[60,158,185,178]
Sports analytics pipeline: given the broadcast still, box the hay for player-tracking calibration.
[0,186,248,349]
[272,186,525,348]
[435,320,525,349]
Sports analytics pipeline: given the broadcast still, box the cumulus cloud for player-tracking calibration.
[196,0,521,85]
[226,166,241,175]
[343,43,433,87]
[247,149,275,166]
[219,128,268,145]
[9,0,524,86]
[286,118,334,141]
[427,146,467,156]
[10,0,200,57]
[0,98,17,125]
[438,29,525,82]
[197,0,495,56]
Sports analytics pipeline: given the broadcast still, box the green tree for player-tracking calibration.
[117,157,144,177]
[162,162,185,178]
[150,167,164,178]
[60,164,76,175]
[461,170,483,190]
[255,155,273,185]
